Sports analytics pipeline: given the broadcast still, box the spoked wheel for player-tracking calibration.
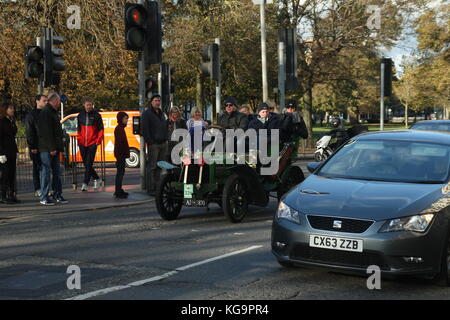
[222,174,249,223]
[434,231,450,286]
[314,152,323,162]
[156,174,183,221]
[277,166,305,201]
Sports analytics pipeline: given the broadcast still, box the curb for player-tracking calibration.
[0,198,155,222]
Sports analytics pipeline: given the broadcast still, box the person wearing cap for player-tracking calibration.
[141,94,168,195]
[114,112,130,199]
[248,102,285,149]
[283,99,308,158]
[217,96,248,131]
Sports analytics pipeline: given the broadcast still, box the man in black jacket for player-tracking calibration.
[37,92,68,206]
[141,95,168,195]
[217,97,248,131]
[25,94,47,197]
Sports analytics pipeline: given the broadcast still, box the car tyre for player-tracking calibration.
[434,230,450,287]
[277,259,295,268]
[156,174,182,221]
[222,174,248,223]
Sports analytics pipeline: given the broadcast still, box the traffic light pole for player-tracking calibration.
[260,0,268,102]
[380,61,385,131]
[214,38,221,124]
[278,41,285,111]
[138,52,146,190]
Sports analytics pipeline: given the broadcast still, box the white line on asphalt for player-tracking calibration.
[65,245,262,300]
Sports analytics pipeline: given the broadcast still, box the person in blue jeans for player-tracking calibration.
[37,92,68,206]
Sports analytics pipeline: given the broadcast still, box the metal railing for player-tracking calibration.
[15,135,106,193]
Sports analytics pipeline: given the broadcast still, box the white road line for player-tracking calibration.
[65,245,262,300]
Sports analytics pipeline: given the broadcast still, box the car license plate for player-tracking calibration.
[184,184,194,199]
[183,199,206,207]
[309,234,363,252]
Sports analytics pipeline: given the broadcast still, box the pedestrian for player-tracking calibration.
[114,112,130,199]
[217,97,248,130]
[283,99,308,159]
[37,92,67,205]
[141,94,168,195]
[25,94,48,198]
[167,106,186,163]
[186,107,208,154]
[0,102,20,204]
[77,97,104,191]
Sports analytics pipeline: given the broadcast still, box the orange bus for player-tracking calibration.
[61,111,141,167]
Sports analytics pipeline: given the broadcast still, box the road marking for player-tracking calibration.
[65,245,262,300]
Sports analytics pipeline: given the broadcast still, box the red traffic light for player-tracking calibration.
[126,5,146,26]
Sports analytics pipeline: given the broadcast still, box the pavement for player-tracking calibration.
[1,153,315,222]
[0,184,153,221]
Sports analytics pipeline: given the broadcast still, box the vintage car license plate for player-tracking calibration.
[309,234,363,252]
[183,199,207,207]
[184,184,194,199]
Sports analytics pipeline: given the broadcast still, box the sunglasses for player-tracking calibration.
[225,103,234,107]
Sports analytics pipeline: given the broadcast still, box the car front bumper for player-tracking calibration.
[271,213,448,277]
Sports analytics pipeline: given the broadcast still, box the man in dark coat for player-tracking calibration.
[217,96,248,130]
[248,102,284,149]
[37,92,67,205]
[141,94,168,195]
[25,94,47,197]
[0,103,19,204]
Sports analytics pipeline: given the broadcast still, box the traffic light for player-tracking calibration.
[25,46,44,79]
[145,1,162,65]
[145,76,157,99]
[161,62,171,110]
[381,58,392,97]
[124,3,148,51]
[279,28,298,90]
[43,27,65,87]
[200,44,219,81]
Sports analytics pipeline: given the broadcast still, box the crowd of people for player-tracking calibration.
[0,92,308,203]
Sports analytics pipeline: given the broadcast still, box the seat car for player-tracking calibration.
[410,120,450,133]
[272,130,450,285]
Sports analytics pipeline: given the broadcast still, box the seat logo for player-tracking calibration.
[333,220,342,229]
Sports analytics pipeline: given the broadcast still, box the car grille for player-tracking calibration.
[290,244,388,270]
[307,215,373,233]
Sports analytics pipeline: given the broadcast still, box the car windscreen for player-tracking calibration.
[317,140,450,183]
[411,123,450,132]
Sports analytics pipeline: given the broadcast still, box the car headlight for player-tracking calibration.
[379,214,434,233]
[276,201,300,224]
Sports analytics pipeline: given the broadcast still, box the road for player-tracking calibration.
[1,160,450,301]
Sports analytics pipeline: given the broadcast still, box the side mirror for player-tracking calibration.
[133,116,141,135]
[306,162,321,173]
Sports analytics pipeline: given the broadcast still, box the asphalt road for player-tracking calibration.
[2,160,450,301]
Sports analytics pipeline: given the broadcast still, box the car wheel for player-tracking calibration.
[314,152,323,162]
[434,231,450,287]
[156,174,183,221]
[126,149,140,168]
[222,174,248,223]
[277,259,295,268]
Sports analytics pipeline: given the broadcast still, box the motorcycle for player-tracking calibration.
[314,125,369,162]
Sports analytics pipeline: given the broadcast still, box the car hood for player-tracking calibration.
[283,174,448,221]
